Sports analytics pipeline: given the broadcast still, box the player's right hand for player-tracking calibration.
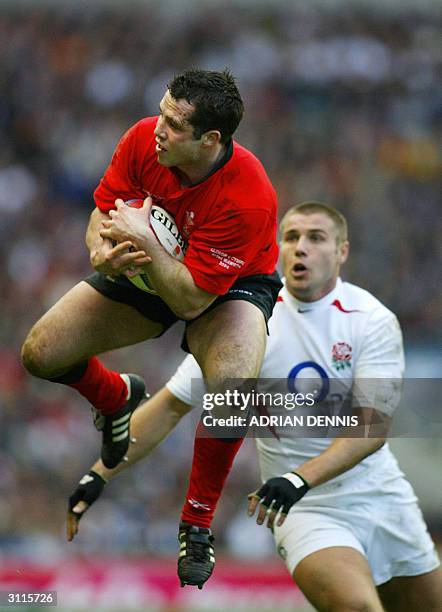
[91,240,151,276]
[247,472,310,529]
[66,470,107,542]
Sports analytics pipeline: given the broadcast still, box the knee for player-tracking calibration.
[21,330,53,379]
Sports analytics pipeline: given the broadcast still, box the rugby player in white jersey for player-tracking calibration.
[67,202,441,611]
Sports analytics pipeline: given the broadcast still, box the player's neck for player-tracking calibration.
[177,144,226,187]
[291,277,339,303]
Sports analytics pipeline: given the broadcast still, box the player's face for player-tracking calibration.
[280,212,349,302]
[154,90,204,169]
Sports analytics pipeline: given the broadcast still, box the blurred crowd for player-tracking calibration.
[0,2,441,560]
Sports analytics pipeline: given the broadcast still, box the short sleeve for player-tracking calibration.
[352,309,404,416]
[166,354,206,406]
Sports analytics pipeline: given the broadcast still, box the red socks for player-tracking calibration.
[181,423,244,528]
[65,357,128,415]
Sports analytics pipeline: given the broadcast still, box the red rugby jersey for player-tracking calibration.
[94,117,279,295]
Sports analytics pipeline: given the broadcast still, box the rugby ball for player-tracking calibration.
[123,199,186,294]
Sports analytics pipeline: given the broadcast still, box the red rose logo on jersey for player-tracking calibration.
[332,342,352,370]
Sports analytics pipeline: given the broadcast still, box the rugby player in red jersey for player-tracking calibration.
[21,69,281,586]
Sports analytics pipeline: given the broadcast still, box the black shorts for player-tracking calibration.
[84,271,282,349]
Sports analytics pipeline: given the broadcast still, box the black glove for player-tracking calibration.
[69,470,106,514]
[67,470,106,541]
[248,472,309,528]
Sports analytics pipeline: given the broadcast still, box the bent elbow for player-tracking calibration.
[170,287,218,321]
[176,305,207,321]
[173,297,215,321]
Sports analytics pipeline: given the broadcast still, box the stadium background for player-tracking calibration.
[0,0,440,609]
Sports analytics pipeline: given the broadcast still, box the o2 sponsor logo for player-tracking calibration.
[288,361,344,405]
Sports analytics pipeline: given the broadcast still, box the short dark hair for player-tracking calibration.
[280,201,348,244]
[168,69,244,143]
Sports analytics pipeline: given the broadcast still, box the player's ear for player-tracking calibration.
[338,240,349,265]
[202,130,222,147]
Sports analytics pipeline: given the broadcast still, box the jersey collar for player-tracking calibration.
[197,138,233,184]
[171,139,233,188]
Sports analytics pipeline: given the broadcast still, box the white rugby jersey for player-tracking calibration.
[167,278,405,490]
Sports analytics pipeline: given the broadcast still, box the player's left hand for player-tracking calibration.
[100,197,154,249]
[247,472,310,529]
[66,470,107,542]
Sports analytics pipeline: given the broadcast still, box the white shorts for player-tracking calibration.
[273,468,440,586]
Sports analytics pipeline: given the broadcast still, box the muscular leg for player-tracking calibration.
[21,281,164,378]
[22,280,165,423]
[378,567,442,612]
[181,300,267,526]
[187,300,267,385]
[294,546,385,612]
